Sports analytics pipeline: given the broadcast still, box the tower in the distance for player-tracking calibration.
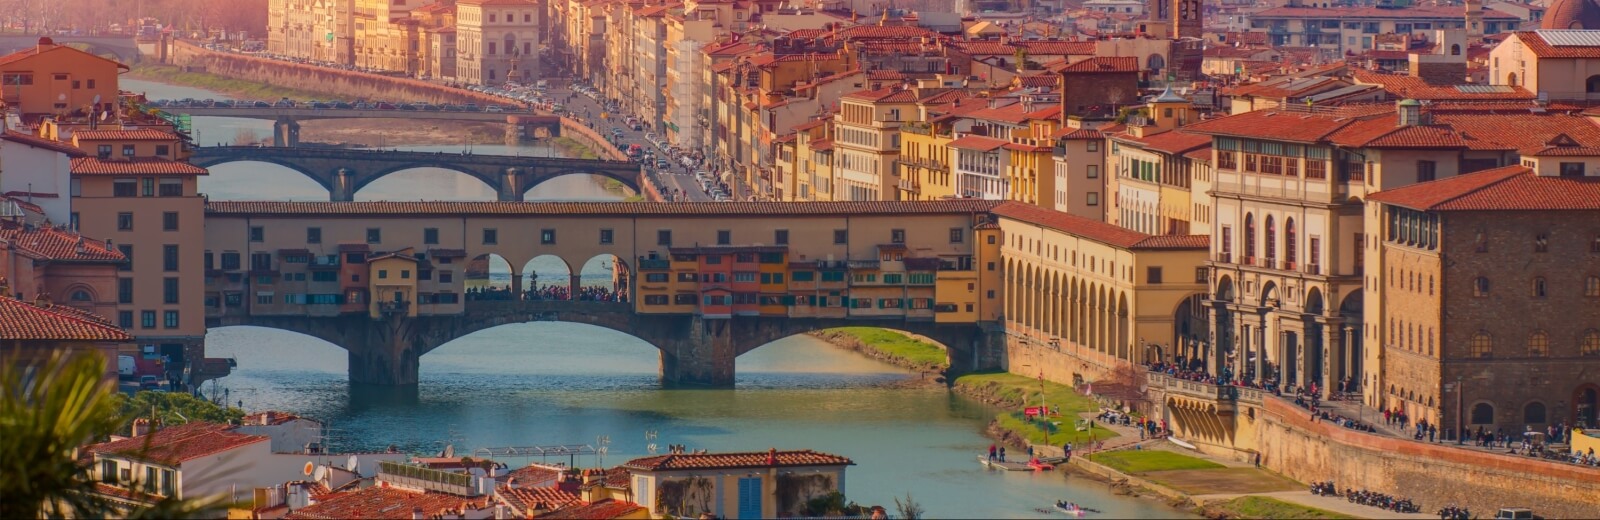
[1168,0,1204,83]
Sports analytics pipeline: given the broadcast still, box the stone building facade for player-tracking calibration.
[456,0,541,85]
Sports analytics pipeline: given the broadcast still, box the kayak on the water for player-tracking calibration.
[1054,501,1101,515]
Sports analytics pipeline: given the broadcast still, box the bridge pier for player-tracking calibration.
[331,168,355,202]
[657,316,737,386]
[497,168,524,202]
[274,117,301,147]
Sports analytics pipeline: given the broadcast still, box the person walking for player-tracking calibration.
[988,444,997,461]
[999,446,1007,462]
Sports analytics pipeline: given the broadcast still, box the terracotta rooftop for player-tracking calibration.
[498,485,579,512]
[1253,5,1518,20]
[623,449,853,471]
[2,130,87,156]
[948,135,1010,152]
[0,220,125,263]
[1053,127,1105,140]
[1115,130,1212,155]
[539,499,646,520]
[0,39,129,69]
[88,422,267,465]
[0,296,130,341]
[1368,165,1600,211]
[1054,56,1139,73]
[71,129,183,141]
[206,200,1003,216]
[991,202,1209,250]
[283,486,492,519]
[70,157,209,176]
[1351,69,1537,100]
[1513,30,1600,58]
[842,86,919,103]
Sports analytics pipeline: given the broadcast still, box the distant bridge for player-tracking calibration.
[0,35,144,63]
[161,106,563,145]
[189,146,640,201]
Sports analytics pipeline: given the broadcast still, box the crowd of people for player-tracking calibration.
[1437,505,1472,520]
[462,285,626,303]
[1292,391,1379,433]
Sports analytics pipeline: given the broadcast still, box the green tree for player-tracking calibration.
[1,350,232,518]
[115,390,245,433]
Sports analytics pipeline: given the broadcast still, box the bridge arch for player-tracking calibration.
[522,254,575,298]
[524,167,641,196]
[190,157,337,192]
[350,162,500,197]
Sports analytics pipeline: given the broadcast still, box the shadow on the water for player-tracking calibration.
[348,383,421,409]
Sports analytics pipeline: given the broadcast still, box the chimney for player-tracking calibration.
[132,418,151,437]
[34,292,51,308]
[411,506,425,520]
[767,447,778,466]
[37,36,54,53]
[75,237,86,255]
[1397,99,1421,127]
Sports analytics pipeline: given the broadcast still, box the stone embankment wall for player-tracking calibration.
[1250,396,1599,518]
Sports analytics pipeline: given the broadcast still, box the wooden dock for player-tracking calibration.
[978,456,1035,471]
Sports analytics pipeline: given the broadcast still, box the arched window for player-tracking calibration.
[1244,213,1257,260]
[1471,402,1495,425]
[1508,72,1519,86]
[1532,277,1547,298]
[1471,331,1493,358]
[1528,331,1548,357]
[69,289,92,302]
[1524,402,1547,424]
[1473,276,1490,297]
[1285,218,1298,266]
[1583,330,1600,356]
[1586,276,1600,297]
[1265,216,1277,262]
[1450,44,1461,56]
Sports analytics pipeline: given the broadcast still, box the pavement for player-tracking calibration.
[548,85,715,202]
[1190,491,1440,520]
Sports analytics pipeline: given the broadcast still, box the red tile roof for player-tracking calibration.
[71,129,183,141]
[283,486,493,519]
[503,464,563,488]
[1054,127,1104,140]
[1513,31,1600,58]
[1183,109,1363,143]
[1055,56,1139,73]
[1369,165,1600,211]
[1115,130,1212,154]
[540,499,646,520]
[948,135,1009,152]
[2,130,87,156]
[1432,112,1600,153]
[0,297,130,341]
[623,449,853,471]
[88,422,266,465]
[0,220,126,262]
[70,157,209,176]
[991,202,1209,250]
[498,485,579,512]
[1351,69,1536,100]
[206,200,1003,216]
[0,40,129,69]
[1253,5,1518,20]
[842,87,918,103]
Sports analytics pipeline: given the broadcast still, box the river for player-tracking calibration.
[129,78,1189,518]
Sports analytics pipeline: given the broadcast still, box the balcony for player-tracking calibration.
[1305,264,1321,275]
[378,301,410,315]
[1214,252,1232,264]
[637,257,671,270]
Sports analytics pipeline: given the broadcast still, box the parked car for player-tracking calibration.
[375,102,397,110]
[485,105,505,113]
[139,375,161,390]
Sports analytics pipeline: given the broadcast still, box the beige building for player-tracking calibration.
[994,202,1209,382]
[353,0,420,73]
[267,0,340,63]
[455,0,540,85]
[1490,30,1600,100]
[834,88,915,201]
[623,449,852,519]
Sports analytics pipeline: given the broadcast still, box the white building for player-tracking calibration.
[2,130,85,225]
[950,135,1011,200]
[456,0,541,85]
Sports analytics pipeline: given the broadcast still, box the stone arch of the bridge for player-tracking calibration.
[188,155,339,193]
[349,162,504,195]
[467,249,633,296]
[520,166,640,195]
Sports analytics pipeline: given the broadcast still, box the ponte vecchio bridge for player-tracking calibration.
[202,200,1009,385]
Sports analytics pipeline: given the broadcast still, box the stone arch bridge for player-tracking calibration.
[209,301,998,386]
[190,146,641,201]
[0,35,143,63]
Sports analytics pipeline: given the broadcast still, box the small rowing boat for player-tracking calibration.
[1029,460,1055,471]
[1054,502,1102,515]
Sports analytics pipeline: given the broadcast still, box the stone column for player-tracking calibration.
[330,168,355,202]
[657,315,736,387]
[498,168,524,202]
[1255,318,1267,384]
[511,274,524,300]
[346,317,422,386]
[273,117,301,147]
[1239,323,1251,382]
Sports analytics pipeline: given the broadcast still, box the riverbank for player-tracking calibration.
[126,64,332,101]
[809,328,950,374]
[953,371,1119,448]
[1194,496,1353,519]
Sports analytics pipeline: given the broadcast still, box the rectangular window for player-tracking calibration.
[113,179,137,197]
[424,228,439,244]
[1086,192,1100,206]
[541,229,556,244]
[141,178,154,197]
[155,144,169,156]
[162,212,178,231]
[367,228,382,243]
[117,212,134,231]
[891,229,906,243]
[658,229,673,246]
[1417,160,1437,182]
[158,179,183,197]
[440,271,453,283]
[163,277,180,304]
[775,229,789,245]
[834,229,848,244]
[949,227,964,243]
[141,311,156,328]
[221,252,240,270]
[600,229,614,244]
[118,311,133,329]
[249,226,264,242]
[122,144,135,157]
[1087,164,1100,178]
[645,273,669,283]
[164,311,179,329]
[717,230,731,245]
[1306,160,1327,179]
[118,245,134,271]
[483,228,498,245]
[1147,267,1163,284]
[1561,162,1586,177]
[644,294,669,305]
[118,278,134,304]
[307,227,322,243]
[163,245,179,271]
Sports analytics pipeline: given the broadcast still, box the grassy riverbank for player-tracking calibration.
[953,371,1118,446]
[812,328,950,371]
[1198,496,1354,520]
[126,64,332,101]
[1086,450,1223,473]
